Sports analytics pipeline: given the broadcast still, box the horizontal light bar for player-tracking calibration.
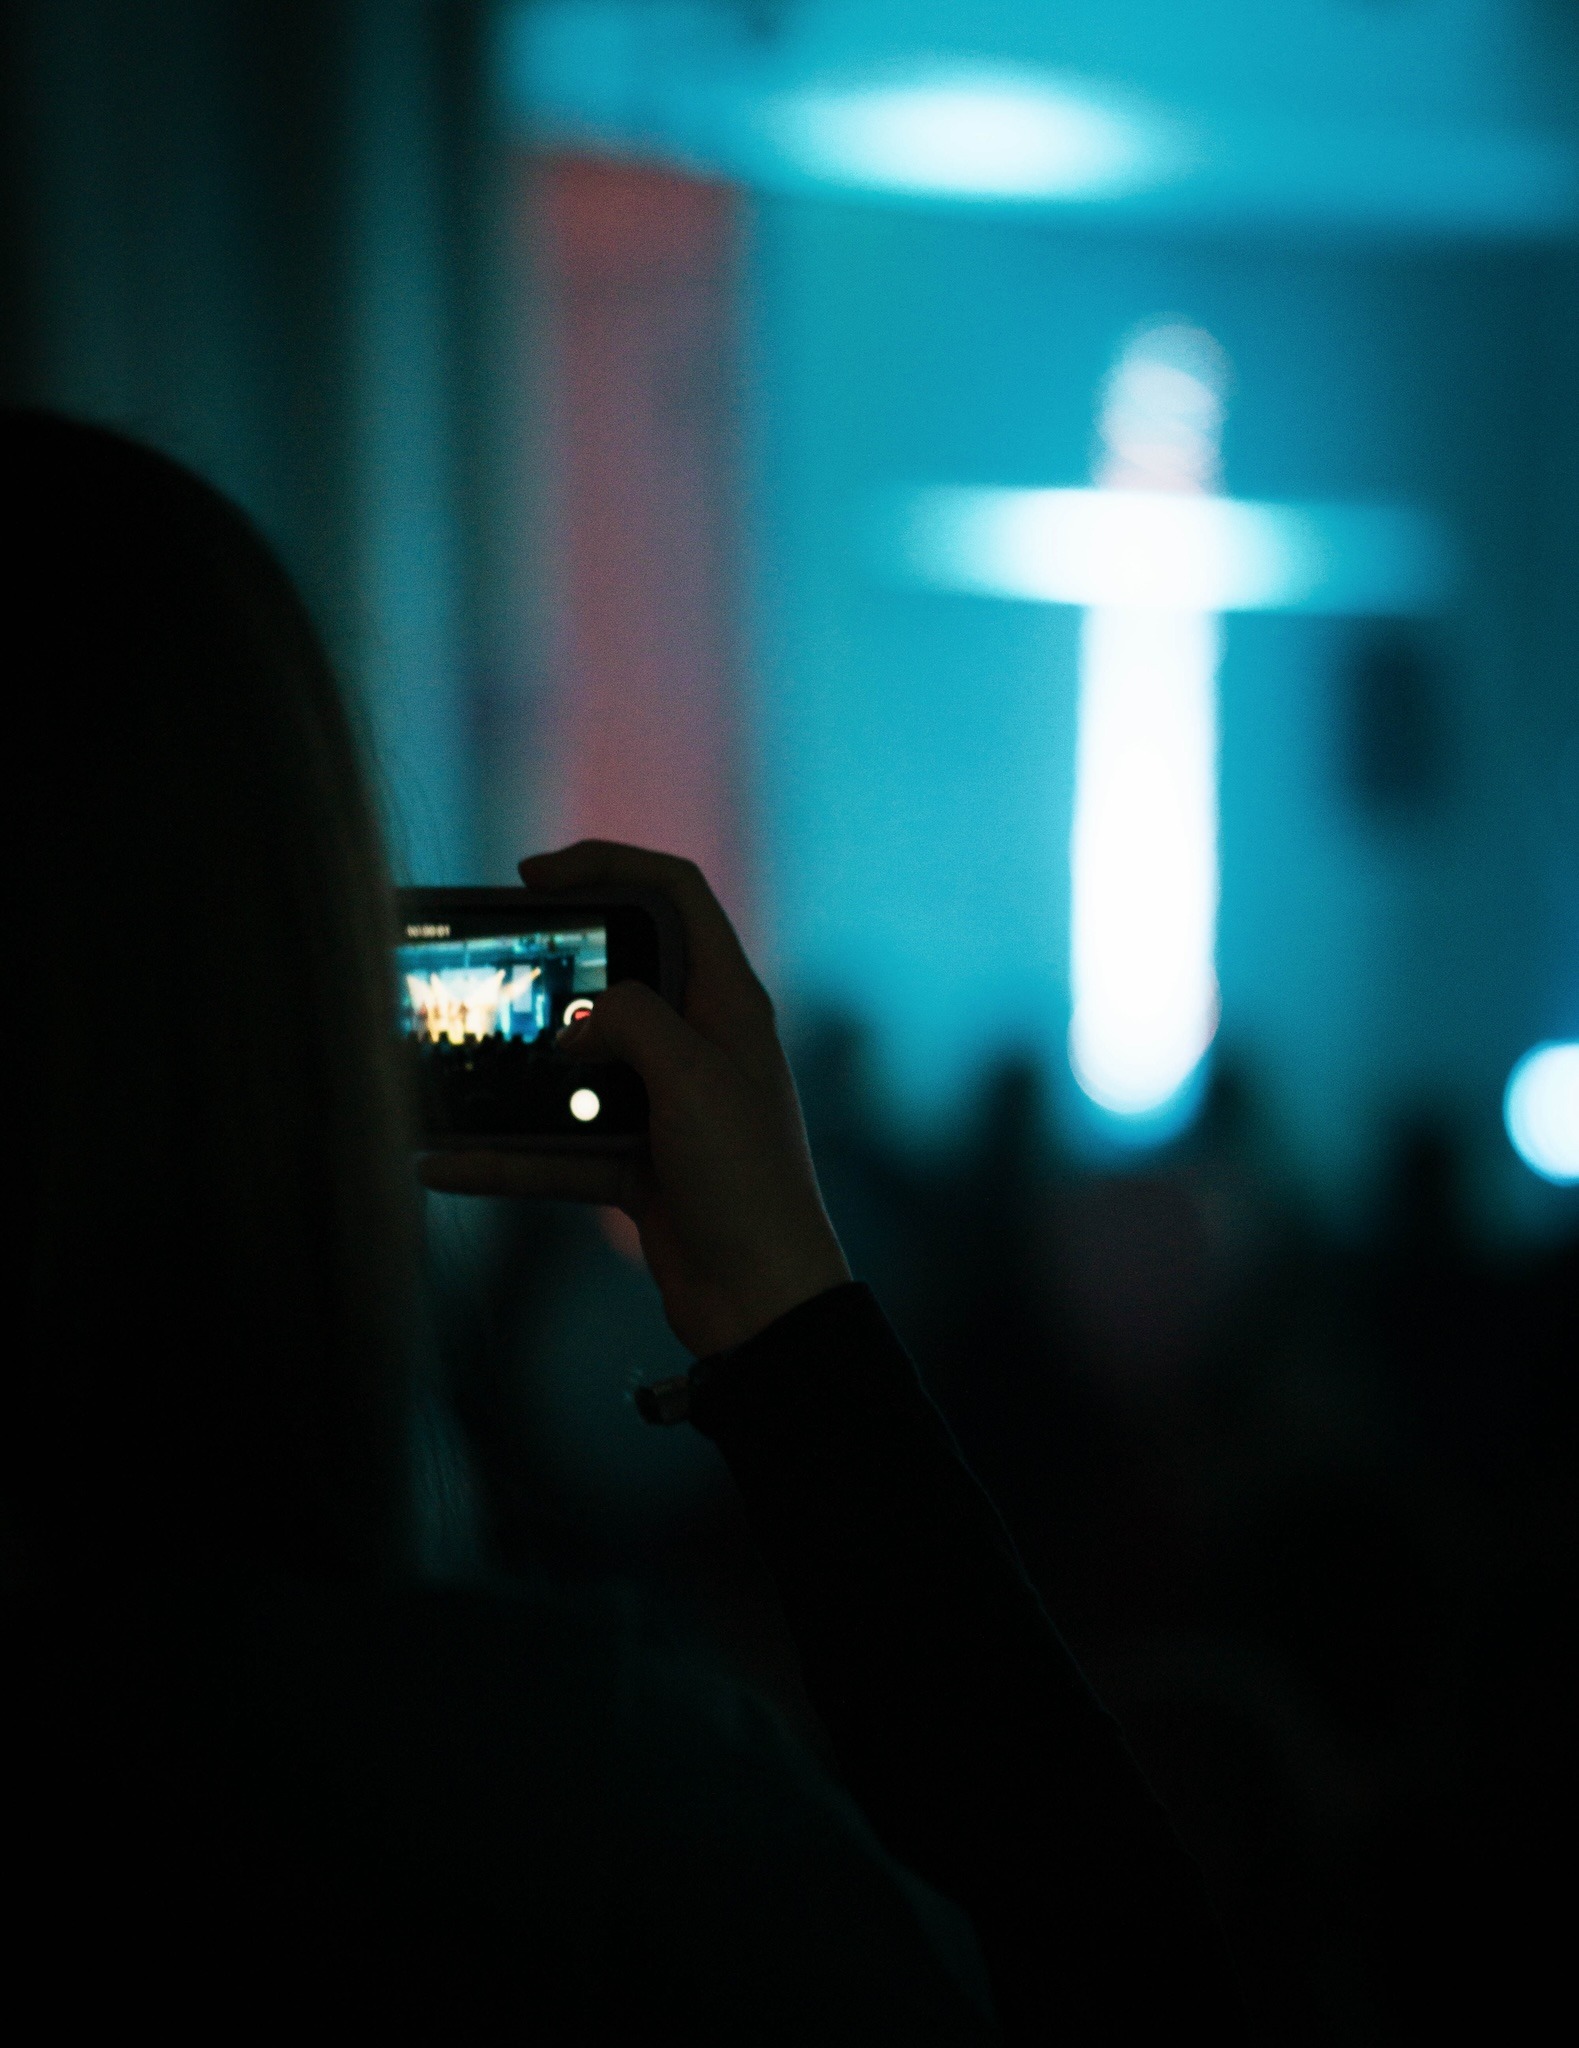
[890,487,1450,615]
[752,68,1179,202]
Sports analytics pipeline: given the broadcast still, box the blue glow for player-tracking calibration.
[754,67,1177,202]
[892,488,1449,615]
[1504,1042,1579,1185]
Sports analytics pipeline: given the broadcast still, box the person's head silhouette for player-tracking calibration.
[10,410,417,1588]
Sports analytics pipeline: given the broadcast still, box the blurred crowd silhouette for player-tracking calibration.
[425,1024,1576,2047]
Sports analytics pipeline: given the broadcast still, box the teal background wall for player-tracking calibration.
[744,201,1579,1227]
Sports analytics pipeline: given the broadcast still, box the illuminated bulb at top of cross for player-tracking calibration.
[1096,323,1228,494]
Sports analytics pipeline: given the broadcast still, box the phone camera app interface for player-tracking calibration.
[398,922,609,1136]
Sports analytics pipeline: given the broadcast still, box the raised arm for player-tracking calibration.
[421,844,1243,2043]
[662,1281,1243,2043]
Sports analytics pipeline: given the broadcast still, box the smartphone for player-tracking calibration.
[395,887,685,1150]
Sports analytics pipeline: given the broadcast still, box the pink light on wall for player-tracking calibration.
[535,156,755,940]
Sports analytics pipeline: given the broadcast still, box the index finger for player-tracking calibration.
[516,841,772,1040]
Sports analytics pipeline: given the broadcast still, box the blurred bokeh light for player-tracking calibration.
[1505,1040,1579,1183]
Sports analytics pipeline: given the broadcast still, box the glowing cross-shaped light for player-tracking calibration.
[891,322,1447,1129]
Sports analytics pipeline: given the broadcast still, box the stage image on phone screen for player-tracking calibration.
[397,923,611,1136]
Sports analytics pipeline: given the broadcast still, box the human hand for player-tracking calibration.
[417,843,850,1356]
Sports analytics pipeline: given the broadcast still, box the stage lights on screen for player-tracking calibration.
[1504,1042,1579,1184]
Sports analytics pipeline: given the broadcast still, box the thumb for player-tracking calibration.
[561,979,710,1096]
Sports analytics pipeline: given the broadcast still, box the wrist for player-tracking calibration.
[708,1235,851,1354]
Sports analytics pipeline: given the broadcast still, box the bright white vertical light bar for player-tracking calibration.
[1069,323,1228,1123]
[1070,607,1220,1113]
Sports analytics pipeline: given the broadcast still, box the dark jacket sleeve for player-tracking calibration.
[659,1282,1245,2046]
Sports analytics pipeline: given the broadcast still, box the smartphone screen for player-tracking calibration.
[397,897,656,1144]
[398,922,608,1046]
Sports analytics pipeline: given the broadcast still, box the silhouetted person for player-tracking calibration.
[11,410,1240,2041]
